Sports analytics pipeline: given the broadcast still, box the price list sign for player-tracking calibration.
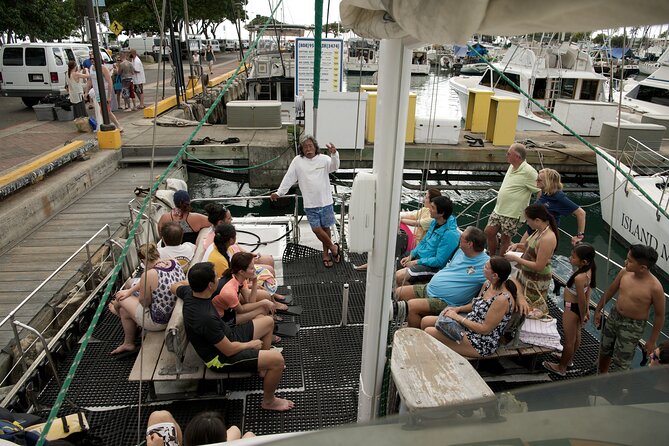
[295,38,343,96]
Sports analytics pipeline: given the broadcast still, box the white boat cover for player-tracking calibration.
[340,1,669,45]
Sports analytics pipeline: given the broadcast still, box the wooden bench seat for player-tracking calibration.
[390,328,495,421]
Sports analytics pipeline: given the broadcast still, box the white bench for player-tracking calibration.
[390,328,496,424]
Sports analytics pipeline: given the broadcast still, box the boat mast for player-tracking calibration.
[357,38,413,422]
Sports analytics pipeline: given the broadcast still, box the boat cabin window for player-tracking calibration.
[637,85,669,107]
[479,70,520,93]
[579,79,600,100]
[558,78,577,99]
[532,78,547,99]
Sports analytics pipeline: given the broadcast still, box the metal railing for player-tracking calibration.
[0,224,114,389]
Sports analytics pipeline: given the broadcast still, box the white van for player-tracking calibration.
[202,39,221,52]
[0,42,89,107]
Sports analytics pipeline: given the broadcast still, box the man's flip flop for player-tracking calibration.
[332,243,342,263]
[277,305,303,316]
[542,361,566,377]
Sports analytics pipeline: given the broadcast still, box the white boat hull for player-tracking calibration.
[596,150,669,274]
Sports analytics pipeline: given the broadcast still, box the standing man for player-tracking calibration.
[130,49,146,109]
[271,135,340,268]
[484,143,539,255]
[595,245,665,373]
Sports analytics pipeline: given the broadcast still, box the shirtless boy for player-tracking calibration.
[595,244,665,373]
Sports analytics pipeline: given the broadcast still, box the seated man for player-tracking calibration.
[171,262,294,411]
[158,221,196,271]
[396,226,489,327]
[395,195,460,287]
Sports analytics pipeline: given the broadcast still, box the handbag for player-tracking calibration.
[435,313,464,343]
[517,271,549,319]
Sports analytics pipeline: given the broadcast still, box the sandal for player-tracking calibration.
[322,256,334,268]
[542,361,566,377]
[331,243,342,263]
[272,335,281,344]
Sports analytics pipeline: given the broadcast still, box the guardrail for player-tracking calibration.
[0,225,115,390]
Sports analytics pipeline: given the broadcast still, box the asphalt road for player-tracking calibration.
[0,53,241,131]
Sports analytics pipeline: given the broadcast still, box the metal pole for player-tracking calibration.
[357,39,412,422]
[182,0,195,80]
[9,315,28,374]
[87,0,111,127]
[166,0,182,107]
[94,0,105,47]
[13,321,63,390]
[340,283,349,326]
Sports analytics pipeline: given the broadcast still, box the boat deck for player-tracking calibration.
[29,242,605,444]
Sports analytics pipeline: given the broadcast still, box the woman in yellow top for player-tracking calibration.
[207,223,237,278]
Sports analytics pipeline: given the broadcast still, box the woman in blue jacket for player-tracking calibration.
[395,195,460,287]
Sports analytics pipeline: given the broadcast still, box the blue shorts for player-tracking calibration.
[305,204,336,229]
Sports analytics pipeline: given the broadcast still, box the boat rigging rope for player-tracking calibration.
[35,4,285,444]
[184,145,293,171]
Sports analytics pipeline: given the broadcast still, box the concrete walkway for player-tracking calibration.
[0,58,241,179]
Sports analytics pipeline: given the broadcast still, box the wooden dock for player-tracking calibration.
[0,166,152,350]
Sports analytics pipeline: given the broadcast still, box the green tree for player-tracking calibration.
[592,33,607,45]
[1,0,77,42]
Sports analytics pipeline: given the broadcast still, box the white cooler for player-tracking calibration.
[414,117,460,144]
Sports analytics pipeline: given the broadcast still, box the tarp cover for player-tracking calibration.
[340,1,669,44]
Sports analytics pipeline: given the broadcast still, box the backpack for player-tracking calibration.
[0,419,41,445]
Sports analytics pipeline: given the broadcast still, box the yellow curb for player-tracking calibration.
[0,140,86,188]
[143,66,247,119]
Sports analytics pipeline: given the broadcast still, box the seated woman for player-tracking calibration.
[203,203,276,275]
[504,203,558,318]
[206,223,237,278]
[421,256,518,358]
[110,243,186,355]
[157,190,210,244]
[212,252,280,326]
[355,188,441,272]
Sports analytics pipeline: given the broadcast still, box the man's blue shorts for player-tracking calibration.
[305,204,336,229]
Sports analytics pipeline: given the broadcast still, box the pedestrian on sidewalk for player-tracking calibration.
[119,51,136,111]
[205,44,215,75]
[130,49,146,109]
[86,52,123,132]
[66,60,89,119]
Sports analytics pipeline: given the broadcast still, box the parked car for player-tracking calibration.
[0,42,89,107]
[202,39,221,52]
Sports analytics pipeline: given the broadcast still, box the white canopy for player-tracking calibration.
[340,0,669,44]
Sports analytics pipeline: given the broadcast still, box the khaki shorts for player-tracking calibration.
[487,212,523,237]
[411,285,449,314]
[412,283,428,298]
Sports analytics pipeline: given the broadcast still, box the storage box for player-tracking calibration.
[227,100,282,129]
[414,117,461,144]
[550,99,618,136]
[34,104,55,121]
[55,107,74,121]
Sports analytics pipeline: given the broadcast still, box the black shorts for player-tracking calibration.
[206,322,258,372]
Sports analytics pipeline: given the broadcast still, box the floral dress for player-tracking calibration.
[464,282,513,356]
